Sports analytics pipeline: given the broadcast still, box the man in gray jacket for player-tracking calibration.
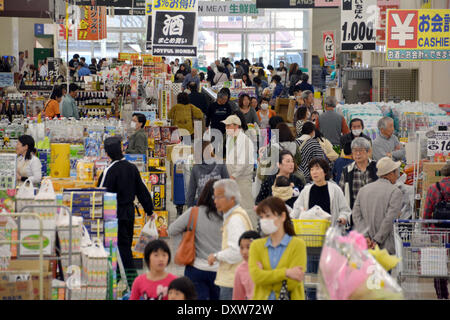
[352,157,403,254]
[61,83,79,119]
[372,117,405,161]
[316,96,350,146]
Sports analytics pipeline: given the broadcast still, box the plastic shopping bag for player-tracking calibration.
[134,218,159,254]
[299,205,332,221]
[16,178,35,212]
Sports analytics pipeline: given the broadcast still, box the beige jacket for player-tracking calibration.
[215,206,253,288]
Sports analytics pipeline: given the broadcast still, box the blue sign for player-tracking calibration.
[34,24,44,36]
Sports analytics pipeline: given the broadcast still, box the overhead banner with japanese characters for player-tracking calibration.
[77,6,107,41]
[151,0,198,57]
[386,9,450,61]
[323,31,336,66]
[198,1,263,16]
[341,0,377,51]
[376,0,400,46]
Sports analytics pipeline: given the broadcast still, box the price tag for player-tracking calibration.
[341,0,377,51]
[427,131,450,156]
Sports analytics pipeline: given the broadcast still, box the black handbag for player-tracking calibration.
[433,182,450,228]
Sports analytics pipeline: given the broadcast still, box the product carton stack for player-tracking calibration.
[61,189,118,299]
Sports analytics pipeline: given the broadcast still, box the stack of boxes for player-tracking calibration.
[62,189,118,299]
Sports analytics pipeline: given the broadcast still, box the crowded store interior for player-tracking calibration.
[0,0,449,302]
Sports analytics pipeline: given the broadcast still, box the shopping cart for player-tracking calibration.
[394,219,450,300]
[292,219,331,300]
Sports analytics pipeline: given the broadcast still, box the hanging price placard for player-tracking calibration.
[427,131,450,156]
[341,0,377,51]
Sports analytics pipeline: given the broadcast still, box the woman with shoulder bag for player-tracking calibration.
[168,179,223,300]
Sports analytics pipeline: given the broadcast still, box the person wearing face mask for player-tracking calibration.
[292,158,351,227]
[257,98,276,129]
[249,197,307,300]
[339,118,372,153]
[125,113,148,155]
[222,115,257,229]
[352,157,403,254]
[256,98,277,129]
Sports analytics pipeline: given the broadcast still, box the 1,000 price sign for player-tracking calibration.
[341,0,377,51]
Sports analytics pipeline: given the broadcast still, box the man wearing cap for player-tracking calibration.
[97,137,154,288]
[223,115,257,229]
[352,157,403,254]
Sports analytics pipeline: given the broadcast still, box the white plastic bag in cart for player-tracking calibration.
[134,218,159,254]
[35,178,56,201]
[34,178,57,220]
[16,178,35,212]
[299,205,332,221]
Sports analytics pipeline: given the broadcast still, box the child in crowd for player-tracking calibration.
[271,176,300,213]
[130,240,177,300]
[232,231,261,300]
[168,277,198,300]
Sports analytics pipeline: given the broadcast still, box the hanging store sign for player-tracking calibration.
[256,0,314,8]
[323,31,336,66]
[75,0,145,7]
[341,0,377,51]
[114,8,146,15]
[198,1,263,16]
[386,9,450,61]
[427,131,450,157]
[376,0,400,46]
[77,6,107,40]
[151,0,198,57]
[315,0,340,7]
[256,0,340,8]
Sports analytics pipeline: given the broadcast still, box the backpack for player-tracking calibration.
[433,182,450,228]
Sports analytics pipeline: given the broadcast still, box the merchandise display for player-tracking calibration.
[0,2,449,304]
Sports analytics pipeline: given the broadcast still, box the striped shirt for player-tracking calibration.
[296,137,326,182]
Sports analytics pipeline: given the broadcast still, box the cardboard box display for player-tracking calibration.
[0,275,34,300]
[5,260,52,300]
[62,192,104,207]
[274,98,291,123]
[71,206,103,219]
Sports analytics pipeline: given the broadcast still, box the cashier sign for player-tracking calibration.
[386,9,450,61]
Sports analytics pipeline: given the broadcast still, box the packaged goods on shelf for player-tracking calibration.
[0,190,16,213]
[0,214,18,261]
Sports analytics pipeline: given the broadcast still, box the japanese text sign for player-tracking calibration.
[151,0,198,57]
[341,0,377,51]
[386,9,450,61]
[323,31,336,66]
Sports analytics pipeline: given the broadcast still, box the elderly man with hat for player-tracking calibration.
[223,115,257,229]
[351,157,403,254]
[97,137,154,288]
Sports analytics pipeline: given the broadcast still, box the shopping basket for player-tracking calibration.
[292,219,331,247]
